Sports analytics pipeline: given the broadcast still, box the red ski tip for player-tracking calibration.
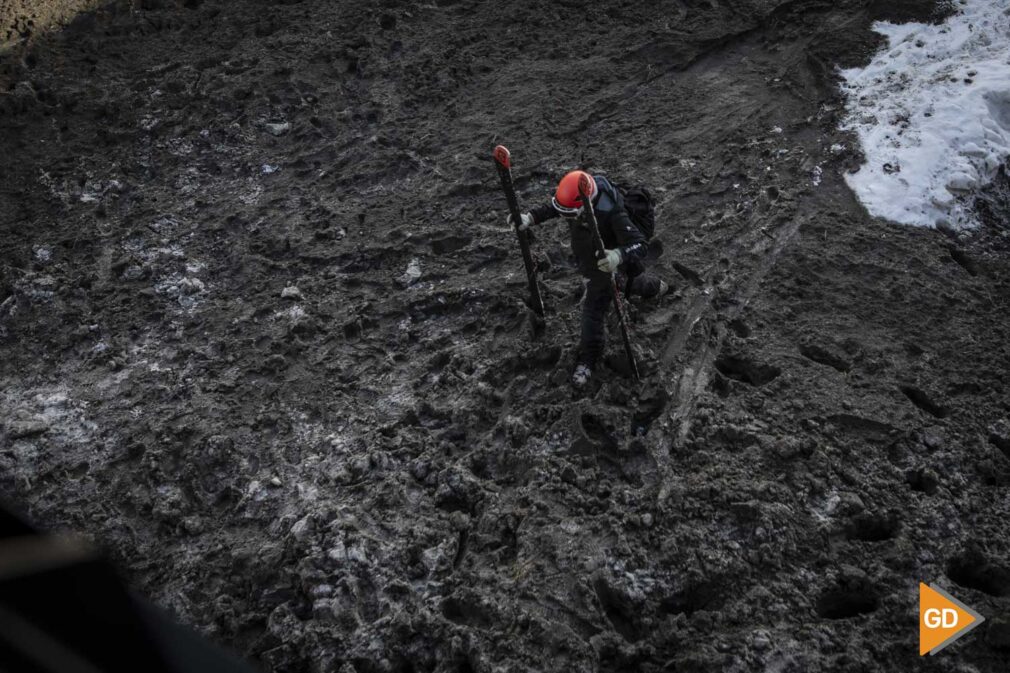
[493,145,511,169]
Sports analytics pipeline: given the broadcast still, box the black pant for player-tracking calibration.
[579,261,661,365]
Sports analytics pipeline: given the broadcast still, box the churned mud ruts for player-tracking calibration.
[2,0,1010,671]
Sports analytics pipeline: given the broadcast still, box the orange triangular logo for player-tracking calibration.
[919,583,985,655]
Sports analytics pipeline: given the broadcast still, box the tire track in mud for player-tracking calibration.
[653,199,804,504]
[565,0,862,505]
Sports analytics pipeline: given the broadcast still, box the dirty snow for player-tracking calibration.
[840,0,1010,227]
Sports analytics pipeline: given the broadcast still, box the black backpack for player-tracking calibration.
[616,183,657,241]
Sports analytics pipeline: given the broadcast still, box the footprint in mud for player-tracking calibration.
[906,467,940,495]
[466,244,509,274]
[714,351,781,386]
[431,235,472,255]
[799,341,851,372]
[727,318,750,338]
[815,577,879,620]
[947,549,1010,597]
[593,575,640,642]
[672,260,703,286]
[990,427,1010,459]
[825,414,901,443]
[427,349,452,373]
[603,350,647,380]
[899,385,949,419]
[844,511,901,542]
[947,245,979,276]
[497,345,562,376]
[442,594,494,630]
[572,412,619,456]
[659,580,725,618]
[631,388,669,436]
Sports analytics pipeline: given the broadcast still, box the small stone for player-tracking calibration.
[837,492,865,516]
[310,584,334,598]
[922,430,944,451]
[280,286,303,300]
[178,277,205,295]
[351,455,370,476]
[269,476,282,487]
[264,121,290,136]
[396,259,422,288]
[641,513,654,528]
[33,246,52,263]
[290,516,312,541]
[7,419,49,439]
[449,511,470,530]
[182,516,204,535]
[410,460,429,481]
[327,541,346,562]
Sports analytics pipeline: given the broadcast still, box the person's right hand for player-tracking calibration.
[506,212,534,231]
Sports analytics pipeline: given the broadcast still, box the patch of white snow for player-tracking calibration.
[839,0,1010,227]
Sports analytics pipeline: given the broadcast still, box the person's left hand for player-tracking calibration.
[597,248,623,273]
[507,212,534,231]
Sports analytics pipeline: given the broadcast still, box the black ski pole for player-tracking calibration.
[578,174,640,382]
[493,145,545,318]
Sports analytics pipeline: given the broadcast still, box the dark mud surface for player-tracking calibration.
[2,1,1010,671]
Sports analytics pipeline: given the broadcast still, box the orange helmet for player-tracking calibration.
[552,170,596,216]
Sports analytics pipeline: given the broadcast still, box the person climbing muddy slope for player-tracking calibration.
[509,170,668,386]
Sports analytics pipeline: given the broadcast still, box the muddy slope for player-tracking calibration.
[2,0,1009,671]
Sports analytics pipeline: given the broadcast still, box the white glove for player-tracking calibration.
[507,212,534,231]
[597,248,623,273]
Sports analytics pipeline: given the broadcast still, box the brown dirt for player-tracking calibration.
[1,0,102,47]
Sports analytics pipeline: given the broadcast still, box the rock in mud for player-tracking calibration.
[5,418,50,439]
[264,121,290,137]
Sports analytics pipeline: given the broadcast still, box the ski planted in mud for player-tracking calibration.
[493,145,546,318]
[579,174,641,382]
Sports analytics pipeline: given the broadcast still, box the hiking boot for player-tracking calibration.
[571,362,593,388]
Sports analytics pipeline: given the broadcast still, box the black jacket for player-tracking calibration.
[530,175,647,276]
